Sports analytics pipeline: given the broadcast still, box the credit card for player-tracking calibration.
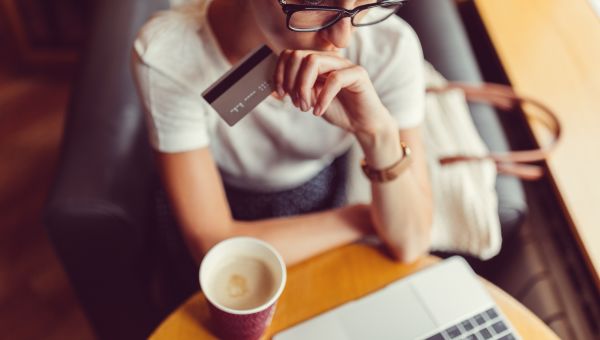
[202,45,278,126]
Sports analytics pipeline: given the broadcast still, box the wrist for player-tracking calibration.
[356,118,402,169]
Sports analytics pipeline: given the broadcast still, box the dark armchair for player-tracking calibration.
[44,0,526,339]
[44,0,169,339]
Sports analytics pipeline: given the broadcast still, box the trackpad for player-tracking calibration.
[336,281,436,340]
[272,311,349,340]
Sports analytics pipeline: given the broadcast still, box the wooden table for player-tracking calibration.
[150,244,559,339]
[474,0,600,291]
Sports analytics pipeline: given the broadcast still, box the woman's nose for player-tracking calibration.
[319,17,354,49]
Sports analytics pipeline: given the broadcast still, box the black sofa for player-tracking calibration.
[44,0,527,338]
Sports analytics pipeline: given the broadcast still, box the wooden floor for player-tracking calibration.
[0,65,95,339]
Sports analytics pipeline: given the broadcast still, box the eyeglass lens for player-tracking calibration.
[288,4,400,31]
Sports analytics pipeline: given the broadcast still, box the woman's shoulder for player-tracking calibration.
[133,1,210,66]
[353,15,420,59]
[347,15,422,77]
[357,15,418,55]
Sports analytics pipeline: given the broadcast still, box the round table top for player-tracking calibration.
[150,243,559,339]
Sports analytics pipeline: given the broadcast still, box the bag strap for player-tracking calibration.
[426,83,561,180]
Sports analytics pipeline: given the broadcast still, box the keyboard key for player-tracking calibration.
[486,308,499,320]
[492,321,508,334]
[498,334,516,340]
[461,320,474,331]
[424,334,444,340]
[464,334,478,340]
[474,314,487,325]
[445,326,462,338]
[479,328,493,339]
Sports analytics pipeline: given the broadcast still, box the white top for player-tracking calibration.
[132,0,425,192]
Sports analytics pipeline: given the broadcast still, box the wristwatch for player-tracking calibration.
[361,142,412,183]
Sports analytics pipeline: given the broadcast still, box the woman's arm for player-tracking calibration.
[358,121,433,263]
[274,50,434,263]
[156,148,372,266]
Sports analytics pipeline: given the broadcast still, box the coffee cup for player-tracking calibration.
[199,237,286,340]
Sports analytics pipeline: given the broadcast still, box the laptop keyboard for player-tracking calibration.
[424,308,518,340]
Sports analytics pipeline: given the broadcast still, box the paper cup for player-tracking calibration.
[200,237,286,340]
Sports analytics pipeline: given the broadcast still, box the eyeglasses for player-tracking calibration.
[278,0,407,32]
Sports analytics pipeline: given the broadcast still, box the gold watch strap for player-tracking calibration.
[361,142,412,183]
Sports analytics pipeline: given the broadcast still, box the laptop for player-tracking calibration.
[273,256,520,340]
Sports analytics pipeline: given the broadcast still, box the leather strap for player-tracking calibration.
[361,142,412,182]
[426,83,561,180]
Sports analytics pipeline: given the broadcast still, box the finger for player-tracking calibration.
[295,54,320,112]
[295,54,351,112]
[274,50,291,98]
[284,50,307,108]
[314,66,365,116]
[311,85,322,107]
[271,89,284,100]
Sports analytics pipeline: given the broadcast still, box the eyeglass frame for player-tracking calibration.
[278,0,408,32]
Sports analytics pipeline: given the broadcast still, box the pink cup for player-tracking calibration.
[200,237,287,340]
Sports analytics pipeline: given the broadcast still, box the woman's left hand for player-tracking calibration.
[274,49,395,141]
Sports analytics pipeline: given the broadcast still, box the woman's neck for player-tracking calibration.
[207,0,266,65]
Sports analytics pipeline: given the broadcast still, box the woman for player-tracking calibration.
[132,0,432,267]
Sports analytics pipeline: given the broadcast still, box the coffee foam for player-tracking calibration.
[207,256,277,311]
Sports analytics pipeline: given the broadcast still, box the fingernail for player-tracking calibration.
[293,93,300,107]
[277,85,285,97]
[314,105,321,116]
[301,100,309,112]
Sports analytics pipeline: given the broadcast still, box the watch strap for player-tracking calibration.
[361,142,412,183]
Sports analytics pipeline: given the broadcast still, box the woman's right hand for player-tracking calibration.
[273,49,396,145]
